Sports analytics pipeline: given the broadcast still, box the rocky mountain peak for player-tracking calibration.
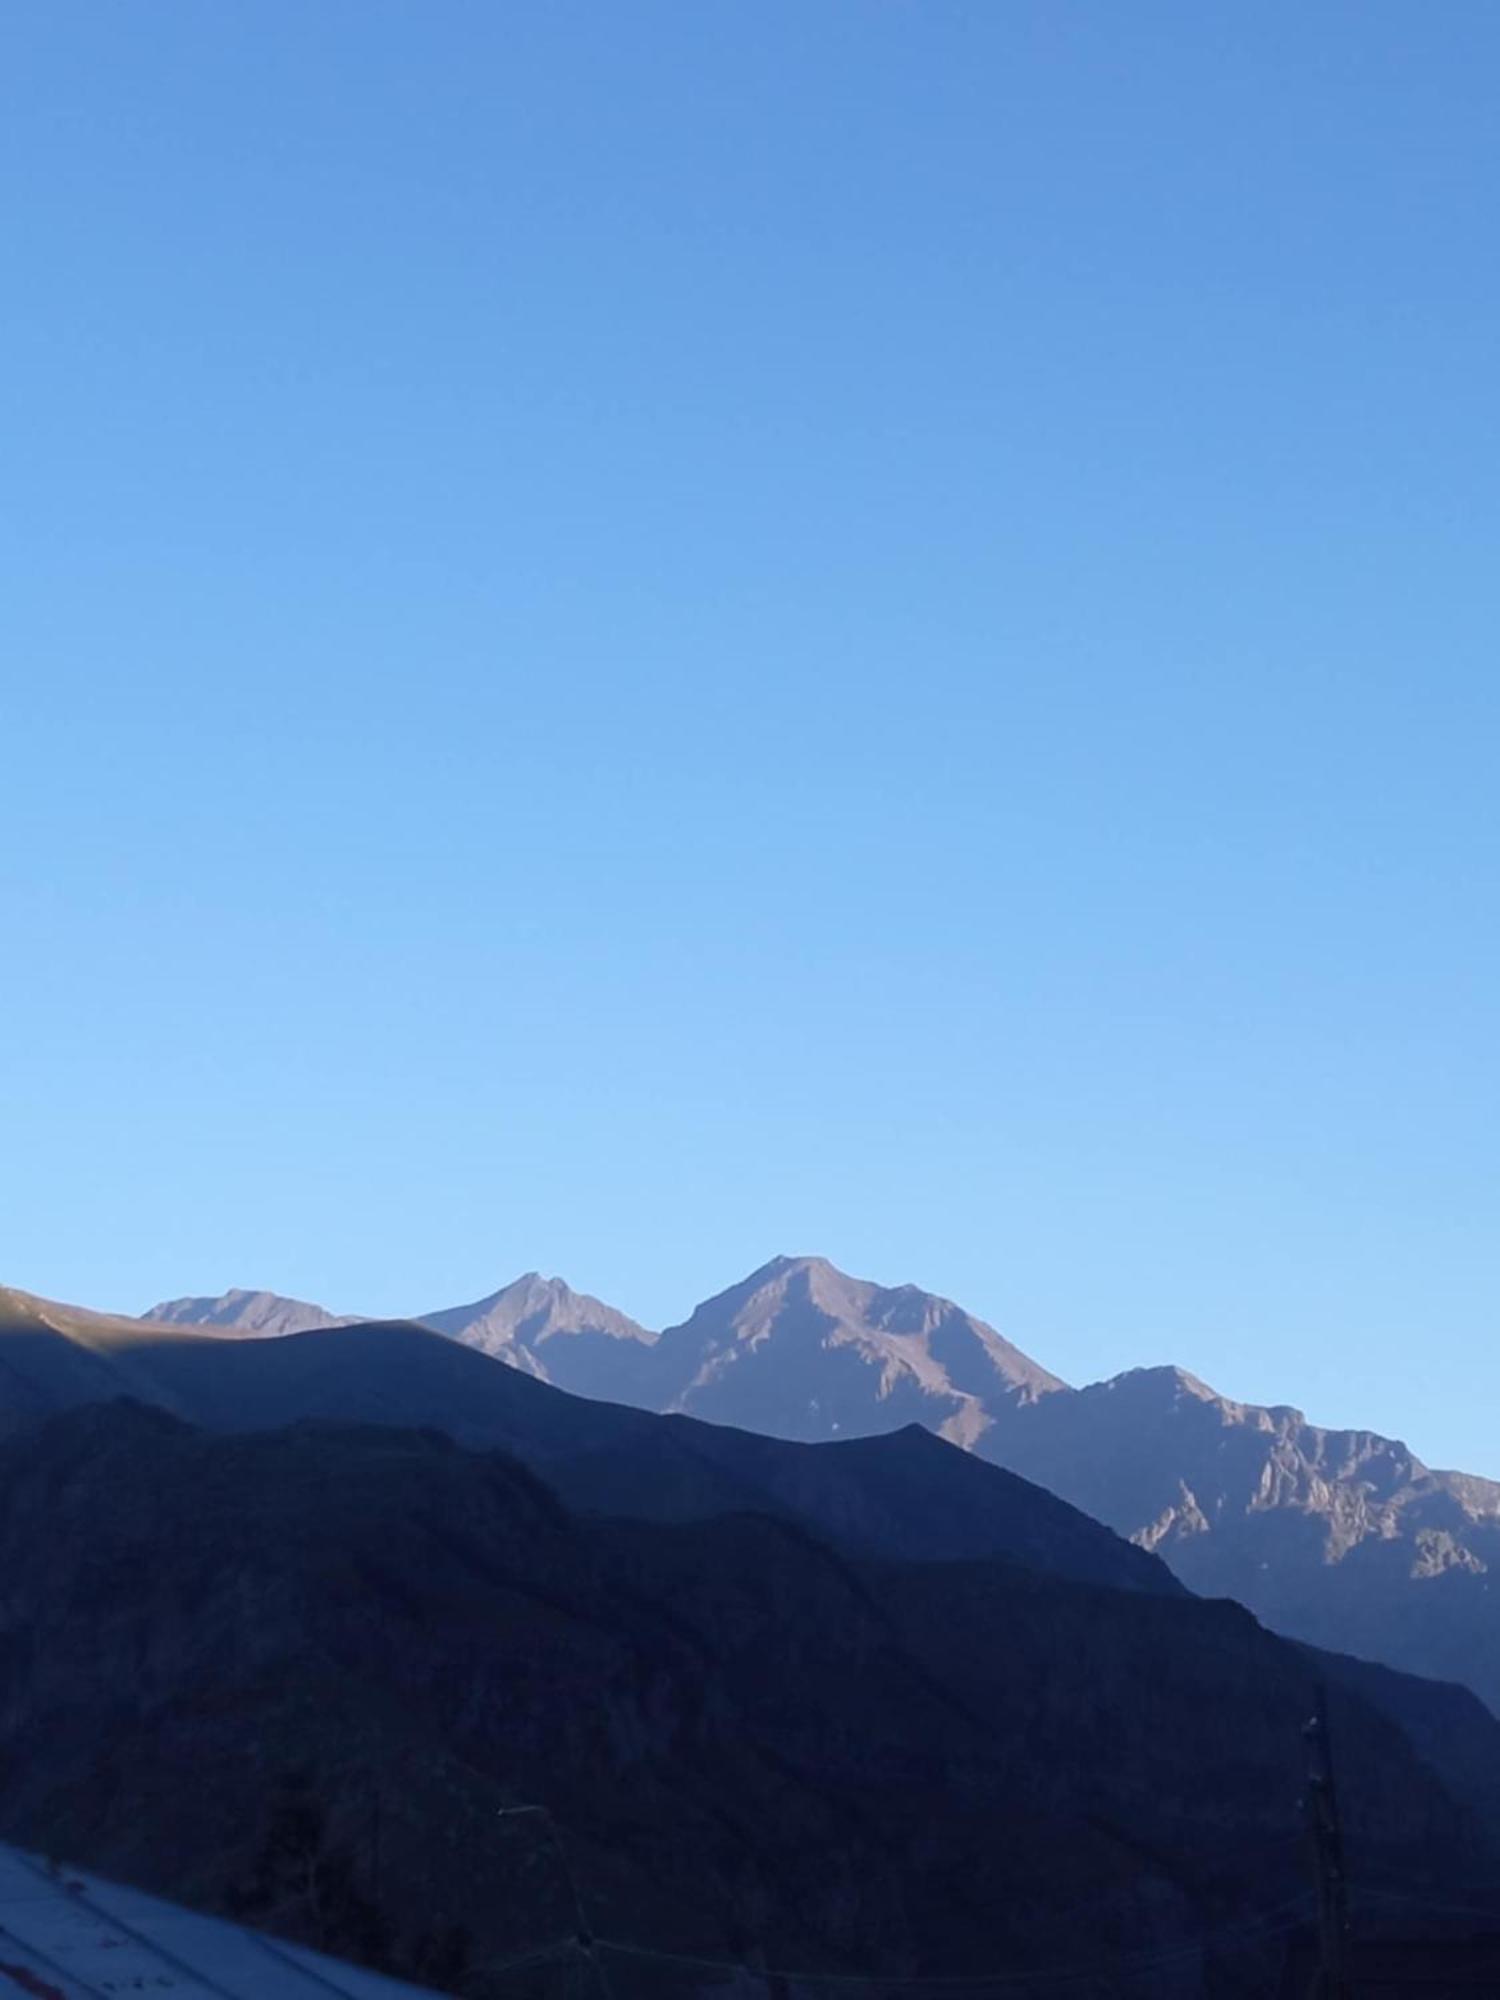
[421,1272,654,1346]
[644,1255,1064,1447]
[144,1290,353,1337]
[412,1273,657,1394]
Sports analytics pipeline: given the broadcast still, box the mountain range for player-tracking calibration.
[137,1256,1500,1714]
[7,1284,1500,1993]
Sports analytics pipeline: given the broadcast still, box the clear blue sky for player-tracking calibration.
[4,4,1497,1469]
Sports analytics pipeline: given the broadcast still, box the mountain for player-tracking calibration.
[0,1283,214,1437]
[146,1272,658,1396]
[147,1287,357,1336]
[142,1255,1062,1440]
[114,1258,1500,1713]
[986,1362,1500,1713]
[642,1253,1064,1444]
[546,1410,1174,1591]
[644,1273,1500,1718]
[0,1285,1169,1594]
[415,1271,656,1395]
[5,1394,1499,1997]
[10,1276,1500,1756]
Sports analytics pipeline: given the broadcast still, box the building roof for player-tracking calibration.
[0,1845,445,1999]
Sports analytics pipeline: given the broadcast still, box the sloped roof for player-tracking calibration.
[0,1845,444,1999]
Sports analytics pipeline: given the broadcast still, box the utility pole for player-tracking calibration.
[369,1780,382,1910]
[1303,1684,1353,2000]
[497,1804,613,2000]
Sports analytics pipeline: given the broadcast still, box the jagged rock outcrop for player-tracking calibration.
[987,1363,1500,1709]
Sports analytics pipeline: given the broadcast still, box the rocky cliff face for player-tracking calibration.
[986,1363,1500,1710]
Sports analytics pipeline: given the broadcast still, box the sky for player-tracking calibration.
[3,4,1497,1470]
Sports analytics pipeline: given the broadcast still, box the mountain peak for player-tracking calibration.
[1102,1364,1225,1404]
[648,1255,1064,1445]
[1092,1364,1315,1430]
[144,1290,353,1338]
[416,1275,656,1392]
[741,1252,836,1287]
[471,1271,572,1311]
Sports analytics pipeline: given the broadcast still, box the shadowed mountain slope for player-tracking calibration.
[0,1285,218,1434]
[549,1407,1173,1588]
[0,1286,1169,1596]
[5,1398,1499,1998]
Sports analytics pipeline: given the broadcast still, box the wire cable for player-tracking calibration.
[591,1891,1318,1993]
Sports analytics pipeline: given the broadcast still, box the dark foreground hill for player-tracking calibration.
[7,1280,1500,1798]
[5,1399,1500,2000]
[0,1285,1172,1594]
